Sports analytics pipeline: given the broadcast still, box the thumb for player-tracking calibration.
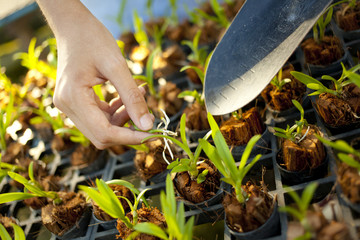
[103,59,154,130]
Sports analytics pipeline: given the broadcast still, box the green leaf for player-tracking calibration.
[0,224,12,240]
[0,192,37,204]
[239,135,261,170]
[12,223,25,240]
[28,162,36,183]
[133,222,168,240]
[179,114,188,151]
[198,139,227,177]
[29,116,44,125]
[93,84,105,102]
[180,66,204,83]
[8,172,45,197]
[167,160,180,169]
[300,182,317,213]
[279,206,303,221]
[105,179,140,195]
[338,153,360,171]
[291,71,325,87]
[197,169,208,184]
[171,164,191,174]
[292,100,304,118]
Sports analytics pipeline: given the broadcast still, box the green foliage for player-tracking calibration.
[132,175,194,240]
[0,222,26,240]
[317,135,360,171]
[55,127,90,147]
[0,89,19,151]
[271,68,292,91]
[146,0,154,18]
[79,179,148,229]
[273,100,308,143]
[177,89,204,106]
[152,21,169,51]
[181,30,208,65]
[313,6,333,44]
[0,169,61,204]
[133,48,160,97]
[180,50,213,84]
[168,0,179,25]
[292,63,360,97]
[279,183,318,239]
[199,113,262,204]
[196,0,230,28]
[133,10,150,48]
[142,113,211,183]
[14,38,57,80]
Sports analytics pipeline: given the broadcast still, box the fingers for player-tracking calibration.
[99,56,154,131]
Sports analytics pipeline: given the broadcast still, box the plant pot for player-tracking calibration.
[224,202,280,240]
[109,148,136,163]
[72,148,108,175]
[92,212,117,230]
[266,94,310,119]
[148,169,170,184]
[277,150,329,185]
[57,206,91,239]
[188,129,210,143]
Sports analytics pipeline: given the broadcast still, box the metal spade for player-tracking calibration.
[204,0,332,115]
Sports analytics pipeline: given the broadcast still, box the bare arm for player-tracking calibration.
[36,0,154,148]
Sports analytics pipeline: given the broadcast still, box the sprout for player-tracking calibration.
[271,68,292,91]
[199,112,262,204]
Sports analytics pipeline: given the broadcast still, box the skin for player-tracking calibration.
[36,0,154,149]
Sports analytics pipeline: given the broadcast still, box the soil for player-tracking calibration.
[165,19,192,43]
[287,210,350,240]
[316,84,360,128]
[116,205,166,240]
[147,82,183,118]
[0,214,17,238]
[337,159,360,204]
[280,126,325,172]
[335,2,360,32]
[93,184,134,221]
[220,107,264,146]
[23,175,62,210]
[119,31,137,56]
[301,35,344,66]
[183,101,209,131]
[223,181,274,233]
[31,122,53,142]
[71,144,100,167]
[2,142,29,164]
[153,45,185,79]
[173,159,220,204]
[134,139,177,181]
[41,192,87,236]
[51,134,76,153]
[184,61,203,85]
[261,64,306,111]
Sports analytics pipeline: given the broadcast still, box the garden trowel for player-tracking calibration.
[204,0,332,115]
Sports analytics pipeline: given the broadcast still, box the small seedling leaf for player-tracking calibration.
[12,223,25,240]
[0,224,12,240]
[133,222,168,240]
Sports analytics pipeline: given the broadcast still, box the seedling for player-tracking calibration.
[196,0,230,28]
[142,113,211,183]
[14,37,56,80]
[168,0,179,25]
[317,136,360,173]
[0,222,25,240]
[273,100,309,143]
[78,179,149,230]
[0,162,62,205]
[271,68,292,91]
[133,48,160,98]
[131,175,194,240]
[291,63,360,97]
[0,90,19,152]
[133,10,150,49]
[55,127,90,147]
[181,30,208,65]
[178,89,204,106]
[180,49,213,85]
[279,182,318,240]
[0,154,25,183]
[199,112,262,204]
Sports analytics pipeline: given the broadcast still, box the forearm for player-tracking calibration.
[36,0,95,42]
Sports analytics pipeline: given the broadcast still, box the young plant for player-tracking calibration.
[291,63,360,97]
[168,0,179,25]
[317,136,360,172]
[279,182,318,240]
[180,49,213,85]
[199,112,262,204]
[196,0,230,28]
[78,179,149,230]
[0,222,25,240]
[0,90,19,152]
[273,100,309,143]
[55,126,90,147]
[181,30,208,64]
[0,163,62,205]
[177,89,204,106]
[133,48,160,97]
[271,68,292,91]
[133,10,150,49]
[132,174,194,240]
[142,113,211,183]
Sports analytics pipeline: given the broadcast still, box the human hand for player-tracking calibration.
[37,0,154,149]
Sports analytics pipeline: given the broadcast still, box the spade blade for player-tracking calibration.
[204,0,332,115]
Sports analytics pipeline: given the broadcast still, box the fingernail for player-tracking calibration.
[140,113,154,130]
